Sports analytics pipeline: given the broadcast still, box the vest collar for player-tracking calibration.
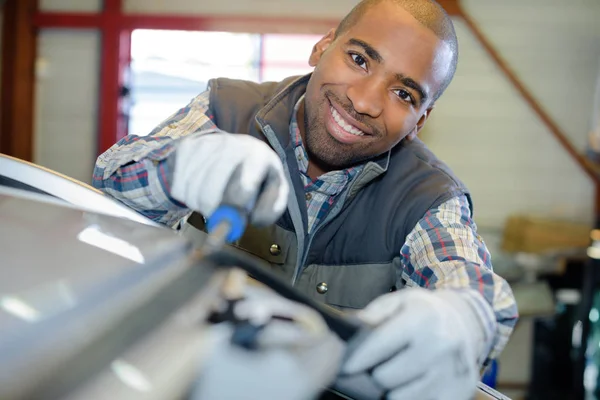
[255,74,310,150]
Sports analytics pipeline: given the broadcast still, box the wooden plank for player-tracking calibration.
[438,0,462,16]
[0,0,37,161]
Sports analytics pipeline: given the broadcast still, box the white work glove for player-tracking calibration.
[190,284,345,400]
[171,132,289,226]
[342,287,487,400]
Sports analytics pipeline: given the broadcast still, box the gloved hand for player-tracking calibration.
[190,283,345,400]
[342,287,487,400]
[171,132,289,226]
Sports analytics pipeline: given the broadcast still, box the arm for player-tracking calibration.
[92,87,218,226]
[400,194,519,365]
[341,195,518,399]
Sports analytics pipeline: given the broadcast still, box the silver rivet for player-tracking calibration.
[316,282,328,294]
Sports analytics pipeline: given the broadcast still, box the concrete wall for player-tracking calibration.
[461,0,600,152]
[421,15,596,227]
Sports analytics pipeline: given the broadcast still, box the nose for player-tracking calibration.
[346,76,384,118]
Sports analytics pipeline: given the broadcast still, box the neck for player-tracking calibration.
[297,99,327,180]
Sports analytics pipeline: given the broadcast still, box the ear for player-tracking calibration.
[406,106,435,140]
[309,29,336,67]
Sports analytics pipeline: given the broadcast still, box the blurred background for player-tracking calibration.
[1,0,600,399]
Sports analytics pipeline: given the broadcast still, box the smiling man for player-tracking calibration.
[93,0,518,398]
[300,1,454,178]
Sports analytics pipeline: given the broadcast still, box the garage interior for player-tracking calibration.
[1,0,600,399]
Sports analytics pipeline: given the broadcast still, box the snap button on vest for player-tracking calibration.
[316,282,328,294]
[305,193,312,201]
[269,244,281,256]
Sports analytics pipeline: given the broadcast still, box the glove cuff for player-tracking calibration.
[433,289,496,366]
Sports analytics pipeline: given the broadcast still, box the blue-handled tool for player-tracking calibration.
[201,167,274,348]
[203,165,268,250]
[202,203,249,259]
[205,204,248,244]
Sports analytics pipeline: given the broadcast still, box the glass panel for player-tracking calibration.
[129,29,261,136]
[35,29,100,184]
[39,0,102,12]
[260,34,320,82]
[128,31,323,137]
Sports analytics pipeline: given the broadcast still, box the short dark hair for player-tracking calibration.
[335,0,458,103]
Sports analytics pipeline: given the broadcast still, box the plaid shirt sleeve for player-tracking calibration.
[400,195,519,365]
[92,87,218,226]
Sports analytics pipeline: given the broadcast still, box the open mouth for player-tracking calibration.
[325,100,371,144]
[330,105,365,136]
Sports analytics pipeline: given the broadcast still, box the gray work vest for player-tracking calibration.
[182,74,471,311]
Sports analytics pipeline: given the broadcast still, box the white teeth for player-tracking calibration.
[331,106,364,136]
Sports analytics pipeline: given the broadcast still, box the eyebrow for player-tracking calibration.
[397,74,428,105]
[346,38,429,105]
[347,38,383,63]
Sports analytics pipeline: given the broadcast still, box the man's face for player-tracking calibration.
[302,1,453,170]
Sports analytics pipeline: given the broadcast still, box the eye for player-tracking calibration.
[350,53,367,70]
[394,89,415,105]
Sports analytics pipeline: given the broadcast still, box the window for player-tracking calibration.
[260,34,321,82]
[128,29,322,136]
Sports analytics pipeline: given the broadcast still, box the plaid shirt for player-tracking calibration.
[93,85,518,364]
